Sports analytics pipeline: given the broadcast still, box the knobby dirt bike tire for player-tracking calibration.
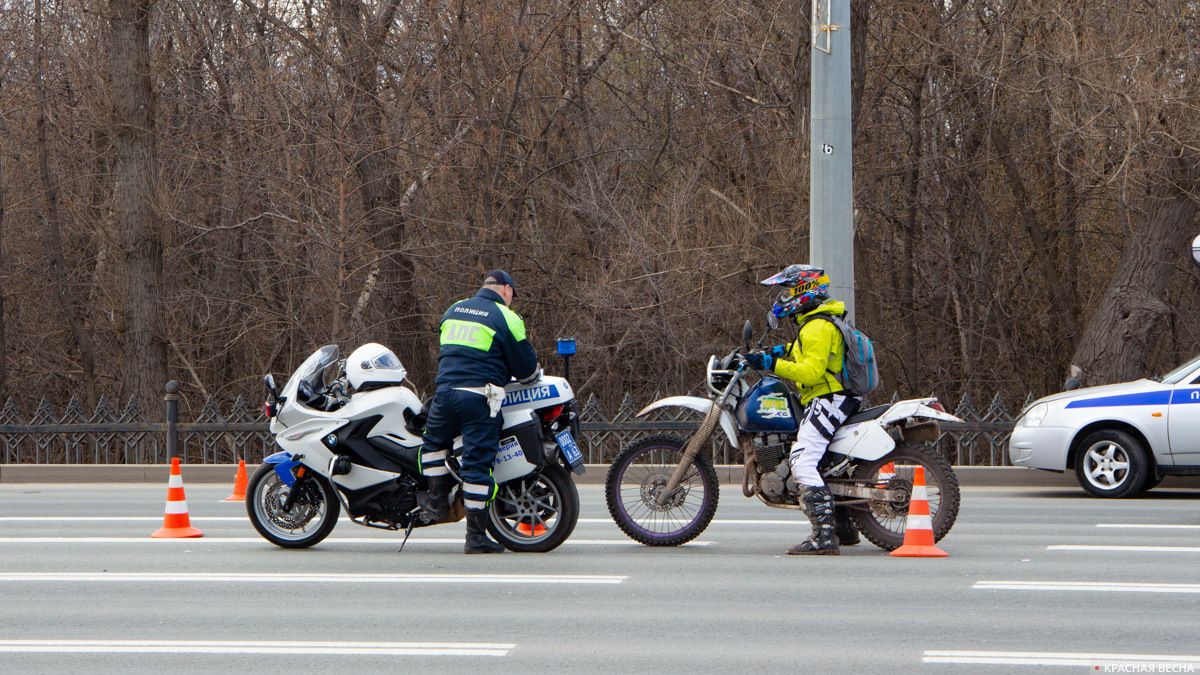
[605,435,720,546]
[847,443,961,551]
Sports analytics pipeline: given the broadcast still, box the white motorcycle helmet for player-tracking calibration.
[346,343,407,391]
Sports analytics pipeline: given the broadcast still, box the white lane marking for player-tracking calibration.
[1048,545,1200,553]
[0,537,712,546]
[2,516,788,525]
[578,518,796,525]
[1096,523,1200,530]
[923,650,1200,667]
[974,580,1200,594]
[0,640,513,657]
[0,517,247,522]
[0,572,624,585]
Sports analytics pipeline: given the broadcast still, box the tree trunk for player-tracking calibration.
[327,0,433,379]
[0,91,7,399]
[791,0,810,133]
[37,0,99,409]
[110,0,168,407]
[1070,156,1200,386]
[900,67,926,390]
[850,0,870,129]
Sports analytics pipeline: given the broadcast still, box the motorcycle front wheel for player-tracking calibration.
[487,464,579,553]
[605,435,720,546]
[846,443,960,551]
[246,463,340,549]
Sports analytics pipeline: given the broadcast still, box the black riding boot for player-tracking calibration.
[417,475,452,523]
[464,510,504,554]
[834,506,860,546]
[788,486,840,555]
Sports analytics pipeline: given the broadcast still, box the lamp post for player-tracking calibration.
[809,0,855,320]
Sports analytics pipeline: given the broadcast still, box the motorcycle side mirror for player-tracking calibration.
[263,374,278,399]
[742,320,753,349]
[1192,233,1200,268]
[766,311,778,331]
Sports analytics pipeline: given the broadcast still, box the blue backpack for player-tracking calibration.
[799,314,880,397]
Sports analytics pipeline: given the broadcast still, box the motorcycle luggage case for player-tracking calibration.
[493,411,544,483]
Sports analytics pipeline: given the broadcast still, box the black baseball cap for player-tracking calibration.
[483,269,517,295]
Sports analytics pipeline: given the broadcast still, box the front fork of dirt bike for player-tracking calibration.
[655,367,743,506]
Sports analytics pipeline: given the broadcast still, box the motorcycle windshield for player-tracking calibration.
[283,345,340,395]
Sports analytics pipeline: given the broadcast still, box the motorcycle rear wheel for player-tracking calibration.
[846,444,960,551]
[246,463,340,549]
[486,464,579,553]
[605,435,720,546]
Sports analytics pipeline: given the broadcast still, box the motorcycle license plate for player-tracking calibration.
[555,430,584,467]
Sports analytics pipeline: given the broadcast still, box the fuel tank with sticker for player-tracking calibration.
[736,376,800,433]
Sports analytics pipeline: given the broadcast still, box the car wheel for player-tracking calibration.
[1073,429,1150,498]
[1141,474,1163,493]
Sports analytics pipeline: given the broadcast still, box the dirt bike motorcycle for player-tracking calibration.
[248,343,585,552]
[605,320,962,550]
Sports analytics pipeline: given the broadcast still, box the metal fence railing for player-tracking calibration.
[0,383,1027,466]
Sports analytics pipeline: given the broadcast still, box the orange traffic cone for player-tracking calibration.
[222,459,248,502]
[516,521,547,536]
[877,461,896,485]
[151,457,203,539]
[890,465,947,558]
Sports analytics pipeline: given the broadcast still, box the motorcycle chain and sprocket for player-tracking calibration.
[870,478,912,520]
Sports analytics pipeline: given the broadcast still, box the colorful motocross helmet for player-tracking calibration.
[760,264,830,319]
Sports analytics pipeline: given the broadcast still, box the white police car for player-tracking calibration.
[1009,355,1200,497]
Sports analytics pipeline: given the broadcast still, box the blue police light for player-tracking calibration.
[556,338,577,356]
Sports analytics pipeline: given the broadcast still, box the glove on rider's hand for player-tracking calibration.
[744,352,774,371]
[517,366,544,385]
[767,344,788,359]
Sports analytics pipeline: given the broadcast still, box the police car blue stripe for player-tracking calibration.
[1170,389,1200,404]
[1065,391,1171,409]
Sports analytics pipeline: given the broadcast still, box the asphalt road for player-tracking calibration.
[1,480,1199,674]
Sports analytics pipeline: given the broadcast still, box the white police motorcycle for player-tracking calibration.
[248,343,584,552]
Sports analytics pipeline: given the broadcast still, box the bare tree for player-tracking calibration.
[0,0,1198,417]
[110,0,167,406]
[35,0,98,407]
[0,77,7,400]
[1070,155,1200,386]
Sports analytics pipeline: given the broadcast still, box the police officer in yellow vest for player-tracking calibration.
[417,271,541,554]
[746,265,862,555]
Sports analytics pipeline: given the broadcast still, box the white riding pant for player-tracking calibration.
[789,394,859,488]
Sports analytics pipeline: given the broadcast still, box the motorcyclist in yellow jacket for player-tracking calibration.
[745,264,862,555]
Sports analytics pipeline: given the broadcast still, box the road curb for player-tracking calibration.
[5,463,1197,488]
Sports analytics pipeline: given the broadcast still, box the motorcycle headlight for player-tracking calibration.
[706,355,733,396]
[1019,403,1049,427]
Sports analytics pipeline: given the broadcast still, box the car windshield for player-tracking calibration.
[1158,354,1200,385]
[283,345,340,394]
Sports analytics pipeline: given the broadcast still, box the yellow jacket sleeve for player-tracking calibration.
[773,319,838,388]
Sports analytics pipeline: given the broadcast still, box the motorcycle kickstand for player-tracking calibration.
[397,507,424,554]
[397,519,418,554]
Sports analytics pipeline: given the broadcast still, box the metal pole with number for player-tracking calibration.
[809,0,855,320]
